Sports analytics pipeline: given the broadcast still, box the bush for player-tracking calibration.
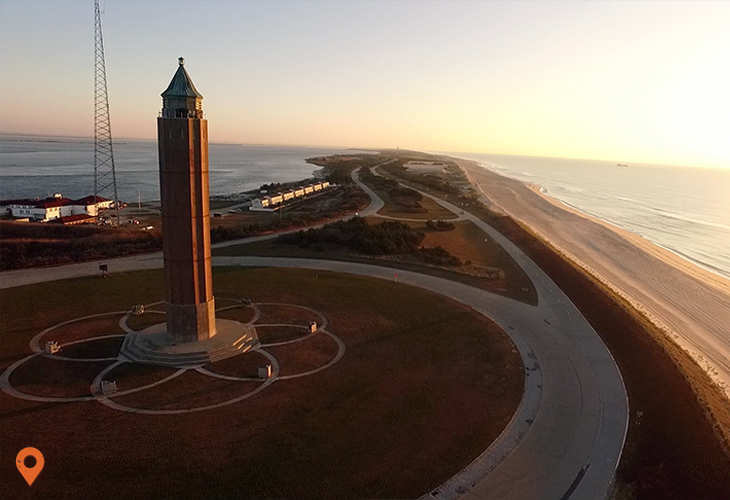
[276,217,463,268]
[277,217,424,255]
[426,220,455,231]
[0,222,162,270]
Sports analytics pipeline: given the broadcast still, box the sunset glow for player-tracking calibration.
[1,0,729,168]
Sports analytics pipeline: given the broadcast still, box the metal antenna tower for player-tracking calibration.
[94,0,119,225]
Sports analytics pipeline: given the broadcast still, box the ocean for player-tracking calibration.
[2,134,728,282]
[0,134,351,203]
[447,152,730,281]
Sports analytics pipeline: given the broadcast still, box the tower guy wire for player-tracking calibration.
[94,0,120,226]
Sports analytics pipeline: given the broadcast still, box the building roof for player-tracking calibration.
[73,195,109,205]
[50,214,96,225]
[161,57,203,99]
[35,197,73,209]
[4,195,108,209]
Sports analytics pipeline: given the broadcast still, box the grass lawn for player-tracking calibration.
[209,210,278,228]
[211,218,537,304]
[371,217,534,300]
[374,165,475,209]
[0,267,523,500]
[210,200,246,210]
[367,184,458,220]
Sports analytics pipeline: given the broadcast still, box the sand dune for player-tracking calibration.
[457,159,730,398]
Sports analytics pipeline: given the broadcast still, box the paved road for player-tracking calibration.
[0,168,629,500]
[353,168,629,500]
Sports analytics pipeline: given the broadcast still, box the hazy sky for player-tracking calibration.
[1,1,729,168]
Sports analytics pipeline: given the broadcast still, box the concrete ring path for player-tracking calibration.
[2,300,345,415]
[0,167,628,500]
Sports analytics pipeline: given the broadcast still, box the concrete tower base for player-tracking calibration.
[166,299,217,342]
[119,319,257,368]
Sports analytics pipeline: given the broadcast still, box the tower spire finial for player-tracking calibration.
[161,57,203,118]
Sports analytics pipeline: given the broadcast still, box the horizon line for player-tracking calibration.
[1,131,726,172]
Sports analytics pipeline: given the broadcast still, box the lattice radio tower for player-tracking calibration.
[94,0,120,225]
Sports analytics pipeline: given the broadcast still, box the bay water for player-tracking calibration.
[2,134,728,281]
[0,134,350,203]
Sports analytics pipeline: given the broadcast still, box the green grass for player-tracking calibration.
[360,178,458,220]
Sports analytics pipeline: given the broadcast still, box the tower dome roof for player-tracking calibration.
[161,57,203,99]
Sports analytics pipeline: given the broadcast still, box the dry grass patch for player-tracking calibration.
[1,267,523,499]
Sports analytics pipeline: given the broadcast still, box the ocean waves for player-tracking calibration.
[453,151,730,281]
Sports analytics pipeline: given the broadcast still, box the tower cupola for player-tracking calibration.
[161,57,204,118]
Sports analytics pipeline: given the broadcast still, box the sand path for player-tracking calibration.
[459,159,730,396]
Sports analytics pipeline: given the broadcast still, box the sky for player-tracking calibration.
[1,0,729,169]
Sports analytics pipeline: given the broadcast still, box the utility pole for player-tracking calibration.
[94,0,120,226]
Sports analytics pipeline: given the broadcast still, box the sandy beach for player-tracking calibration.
[456,158,730,399]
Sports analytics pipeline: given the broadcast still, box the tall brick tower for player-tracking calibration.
[157,57,216,342]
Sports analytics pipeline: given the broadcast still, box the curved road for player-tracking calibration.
[0,167,629,500]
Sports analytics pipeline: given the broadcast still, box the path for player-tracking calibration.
[0,167,629,500]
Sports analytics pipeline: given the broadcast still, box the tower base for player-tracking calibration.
[166,299,217,342]
[119,319,257,368]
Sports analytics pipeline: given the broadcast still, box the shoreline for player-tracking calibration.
[454,156,730,399]
[448,154,730,282]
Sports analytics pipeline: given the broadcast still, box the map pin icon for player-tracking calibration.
[16,447,44,486]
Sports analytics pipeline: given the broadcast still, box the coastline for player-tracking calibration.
[454,157,730,399]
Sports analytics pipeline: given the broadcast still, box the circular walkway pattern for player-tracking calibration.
[0,300,345,414]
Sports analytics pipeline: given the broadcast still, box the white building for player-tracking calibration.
[3,194,112,222]
[248,181,333,212]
